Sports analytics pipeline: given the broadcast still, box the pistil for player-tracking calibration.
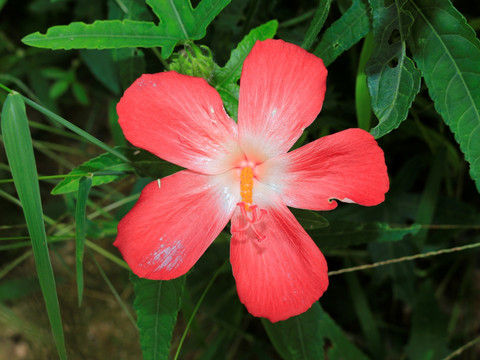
[240,166,254,210]
[235,166,268,241]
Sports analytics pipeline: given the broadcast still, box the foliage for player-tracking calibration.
[0,0,479,359]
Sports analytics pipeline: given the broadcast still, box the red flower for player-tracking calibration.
[114,39,389,322]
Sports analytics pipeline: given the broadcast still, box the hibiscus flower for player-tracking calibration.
[114,39,389,322]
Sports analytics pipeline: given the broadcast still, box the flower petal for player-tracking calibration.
[117,71,241,174]
[115,170,238,280]
[230,191,329,322]
[259,128,389,210]
[238,39,327,161]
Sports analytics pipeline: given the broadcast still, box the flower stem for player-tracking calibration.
[328,241,480,276]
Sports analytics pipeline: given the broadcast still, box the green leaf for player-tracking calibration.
[21,95,131,163]
[112,47,146,90]
[80,49,121,94]
[366,0,421,138]
[0,0,7,13]
[75,176,92,306]
[407,0,480,192]
[344,259,383,358]
[368,241,416,304]
[413,146,445,245]
[132,275,186,360]
[314,0,371,67]
[72,82,90,105]
[301,0,334,50]
[263,303,369,360]
[0,276,39,302]
[51,147,180,195]
[22,0,231,58]
[108,0,153,21]
[108,98,127,146]
[356,32,374,131]
[49,80,70,99]
[405,281,449,359]
[1,93,67,360]
[51,149,131,194]
[311,221,422,249]
[290,208,329,230]
[22,20,165,49]
[214,20,278,120]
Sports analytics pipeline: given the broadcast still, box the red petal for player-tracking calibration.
[117,71,240,174]
[115,170,238,280]
[230,192,329,322]
[260,128,389,210]
[238,39,327,160]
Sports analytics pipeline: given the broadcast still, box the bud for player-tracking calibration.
[169,42,215,82]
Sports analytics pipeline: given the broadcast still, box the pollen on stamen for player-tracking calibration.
[240,167,254,211]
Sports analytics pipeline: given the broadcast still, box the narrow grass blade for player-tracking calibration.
[1,92,67,360]
[0,250,33,280]
[91,252,137,328]
[21,95,130,163]
[75,176,92,306]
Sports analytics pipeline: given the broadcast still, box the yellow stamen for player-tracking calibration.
[240,166,254,211]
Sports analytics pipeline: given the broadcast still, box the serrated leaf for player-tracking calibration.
[314,0,371,67]
[22,20,164,49]
[51,149,131,195]
[263,303,369,360]
[366,0,421,138]
[214,20,278,120]
[311,221,421,249]
[407,0,480,192]
[22,0,231,58]
[132,275,186,360]
[302,0,334,50]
